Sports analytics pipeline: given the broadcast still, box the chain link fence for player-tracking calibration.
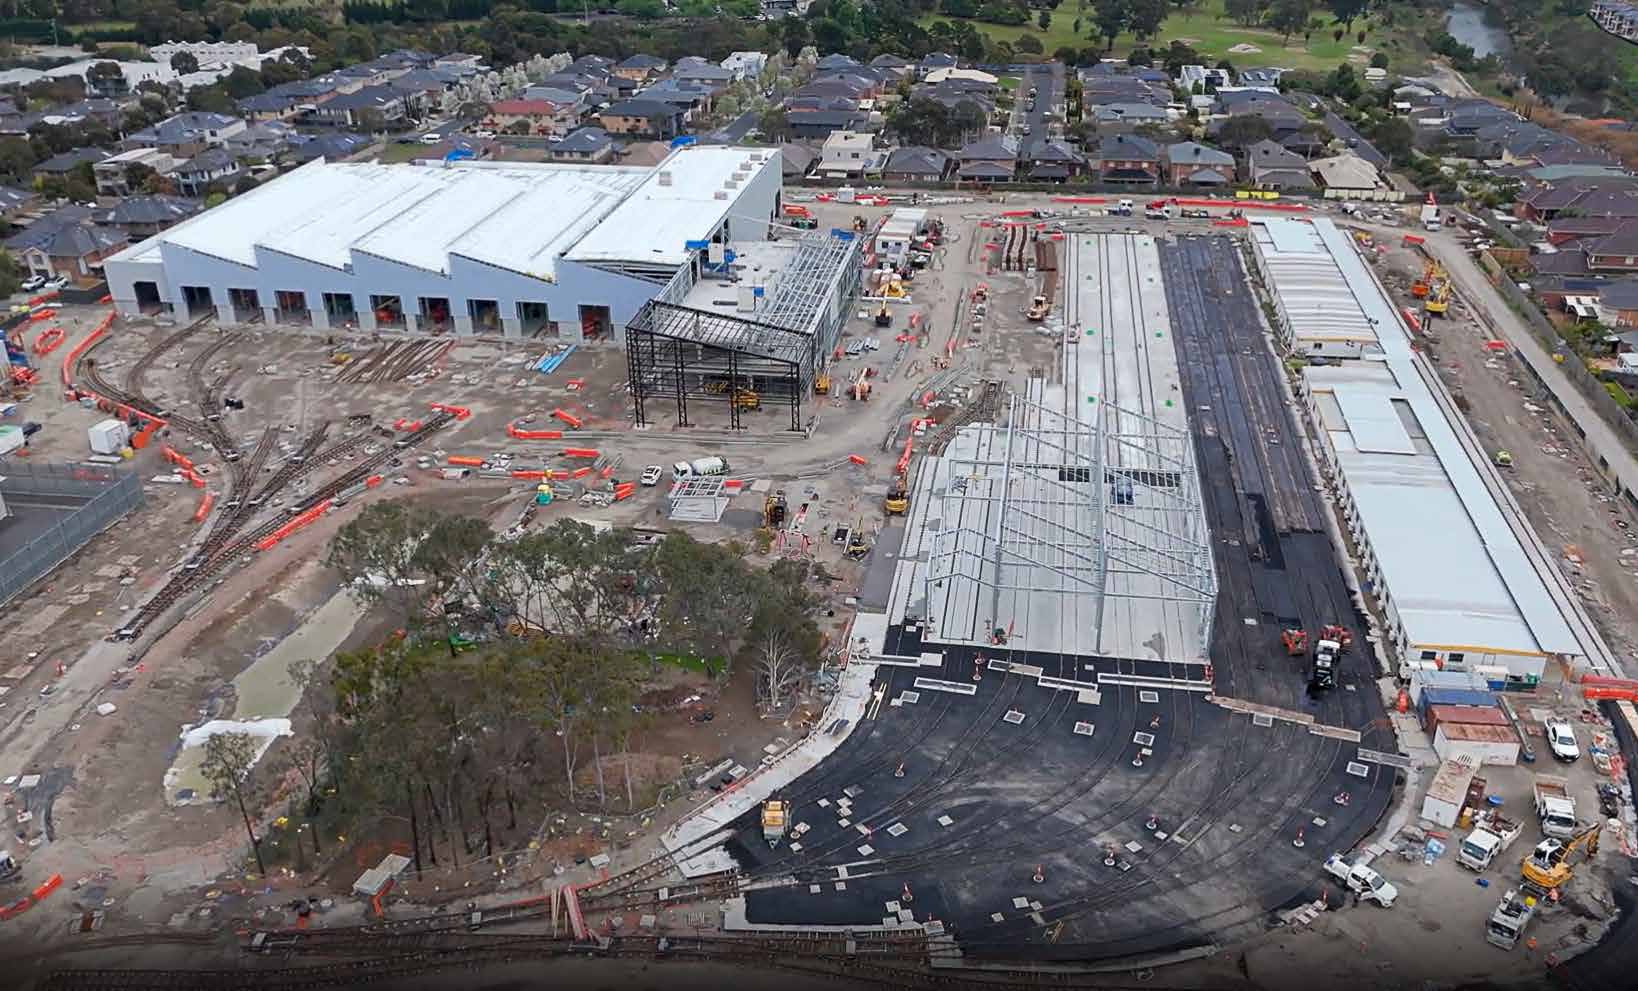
[0,462,144,607]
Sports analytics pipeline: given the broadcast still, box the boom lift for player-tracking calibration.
[884,472,908,515]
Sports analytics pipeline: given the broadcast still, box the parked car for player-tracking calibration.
[640,464,664,486]
[420,132,443,144]
[43,276,67,291]
[19,275,43,292]
[1544,719,1580,762]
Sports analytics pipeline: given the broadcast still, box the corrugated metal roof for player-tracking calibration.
[1438,722,1517,743]
[1259,217,1586,658]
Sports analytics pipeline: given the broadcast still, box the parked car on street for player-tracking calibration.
[1544,719,1580,762]
[641,464,664,486]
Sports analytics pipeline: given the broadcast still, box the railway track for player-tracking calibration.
[122,320,205,400]
[115,412,454,640]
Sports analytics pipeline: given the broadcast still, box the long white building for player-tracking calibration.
[103,144,782,342]
[1254,217,1603,685]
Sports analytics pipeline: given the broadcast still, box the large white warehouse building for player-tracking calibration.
[103,144,782,341]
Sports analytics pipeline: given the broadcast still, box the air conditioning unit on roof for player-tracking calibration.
[657,170,672,185]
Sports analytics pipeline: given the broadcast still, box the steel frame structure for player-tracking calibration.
[924,392,1217,659]
[625,231,861,432]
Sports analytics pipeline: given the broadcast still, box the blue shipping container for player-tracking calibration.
[1420,687,1498,710]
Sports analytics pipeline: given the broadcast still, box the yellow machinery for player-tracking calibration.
[1521,821,1601,892]
[884,473,908,515]
[705,381,760,409]
[762,799,788,846]
[330,351,352,365]
[814,370,830,395]
[1425,278,1451,316]
[844,518,870,559]
[1026,295,1049,322]
[764,489,788,529]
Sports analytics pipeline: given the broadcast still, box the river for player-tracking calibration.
[1445,1,1514,60]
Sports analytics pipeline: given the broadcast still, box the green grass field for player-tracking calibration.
[920,1,1407,74]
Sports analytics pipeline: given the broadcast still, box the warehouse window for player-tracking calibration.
[227,288,259,318]
[370,295,404,329]
[1420,650,1437,661]
[1447,652,1465,666]
[274,290,310,326]
[419,296,452,333]
[323,293,357,328]
[517,301,553,338]
[467,299,500,334]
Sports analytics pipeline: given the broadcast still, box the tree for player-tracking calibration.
[780,16,812,58]
[1266,0,1312,43]
[326,501,443,626]
[201,731,267,877]
[757,105,793,142]
[752,629,805,712]
[170,51,200,75]
[1215,114,1274,149]
[0,250,23,298]
[616,0,665,16]
[1093,0,1130,51]
[1367,116,1414,165]
[1038,9,1051,29]
[942,0,978,14]
[1326,0,1367,32]
[1127,0,1167,39]
[186,85,233,114]
[86,61,125,95]
[223,65,265,99]
[1224,0,1266,27]
[1016,34,1045,54]
[1369,51,1389,70]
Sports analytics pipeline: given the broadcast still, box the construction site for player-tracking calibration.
[0,177,1637,991]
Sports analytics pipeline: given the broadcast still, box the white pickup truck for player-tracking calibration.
[1459,811,1524,872]
[1323,853,1399,907]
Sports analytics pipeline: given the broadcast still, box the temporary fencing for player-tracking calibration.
[32,326,64,355]
[551,409,583,429]
[255,499,332,552]
[507,419,562,440]
[192,492,215,523]
[446,455,484,467]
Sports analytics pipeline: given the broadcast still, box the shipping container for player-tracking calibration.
[1408,667,1492,705]
[1419,687,1498,719]
[1421,756,1480,827]
[1424,703,1508,736]
[1435,722,1520,767]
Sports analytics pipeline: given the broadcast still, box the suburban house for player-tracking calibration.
[483,99,578,138]
[1177,64,1231,93]
[597,100,684,139]
[1164,141,1235,186]
[1586,225,1638,273]
[1309,153,1389,196]
[881,145,950,182]
[1242,139,1316,190]
[171,148,242,196]
[94,195,200,238]
[612,54,668,82]
[721,51,768,82]
[787,110,867,140]
[0,185,36,222]
[1517,176,1638,222]
[1095,133,1161,185]
[311,85,415,129]
[671,59,736,92]
[523,85,591,116]
[32,147,111,184]
[1024,141,1087,182]
[956,134,1019,182]
[4,207,127,282]
[1088,102,1168,129]
[284,132,372,165]
[817,130,882,179]
[93,148,178,196]
[638,80,718,123]
[778,143,817,179]
[549,127,616,164]
[869,54,913,78]
[918,52,959,79]
[1601,280,1638,328]
[225,121,299,161]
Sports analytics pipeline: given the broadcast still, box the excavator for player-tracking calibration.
[814,370,830,395]
[1522,821,1602,892]
[884,472,908,515]
[844,518,870,560]
[705,380,761,410]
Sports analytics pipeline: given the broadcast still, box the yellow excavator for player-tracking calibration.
[1521,821,1601,892]
[884,472,908,515]
[814,370,830,395]
[764,489,788,529]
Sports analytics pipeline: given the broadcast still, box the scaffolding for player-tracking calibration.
[923,392,1217,661]
[625,230,862,432]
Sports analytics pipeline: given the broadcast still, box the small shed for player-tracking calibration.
[1420,755,1479,827]
[1434,722,1520,767]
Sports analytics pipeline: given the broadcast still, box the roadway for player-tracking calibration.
[1391,222,1638,504]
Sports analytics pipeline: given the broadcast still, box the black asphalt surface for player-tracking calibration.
[734,235,1394,963]
[1015,63,1061,160]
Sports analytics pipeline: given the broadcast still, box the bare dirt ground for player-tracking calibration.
[8,195,1636,989]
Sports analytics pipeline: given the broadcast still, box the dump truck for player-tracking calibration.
[672,456,729,481]
[1025,295,1049,322]
[1459,811,1524,871]
[1486,888,1536,949]
[1534,774,1578,839]
[1323,853,1398,907]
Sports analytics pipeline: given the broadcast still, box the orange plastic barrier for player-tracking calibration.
[1402,234,1426,246]
[33,326,64,355]
[569,466,591,479]
[511,469,548,480]
[365,475,383,488]
[98,294,112,304]
[507,420,564,440]
[393,418,422,431]
[896,432,914,475]
[723,479,743,490]
[429,402,471,419]
[552,409,583,429]
[131,423,158,449]
[561,447,599,459]
[26,308,56,322]
[848,454,867,465]
[447,456,484,467]
[1584,685,1638,702]
[192,492,215,522]
[31,874,62,902]
[1172,197,1308,212]
[1212,217,1249,228]
[255,500,332,551]
[612,483,636,502]
[27,291,59,307]
[1582,675,1638,691]
[999,210,1035,217]
[61,314,113,389]
[1401,307,1423,333]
